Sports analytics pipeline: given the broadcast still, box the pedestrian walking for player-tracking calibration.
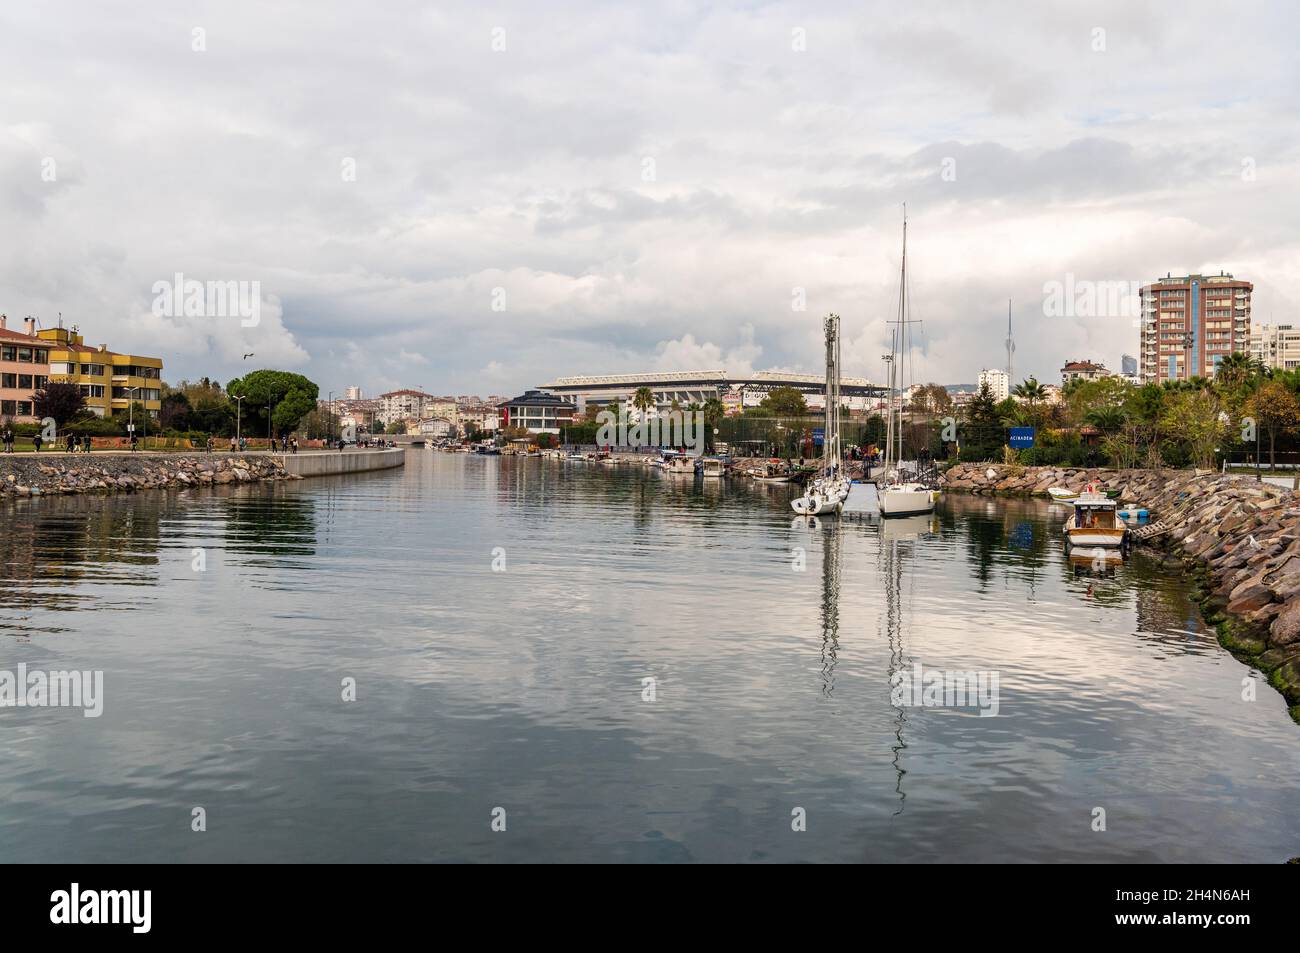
[2,428,12,453]
[129,433,138,452]
[291,437,298,454]
[66,433,75,453]
[32,433,42,453]
[82,434,91,454]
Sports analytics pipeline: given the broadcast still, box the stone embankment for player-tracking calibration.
[0,454,297,499]
[942,462,1300,720]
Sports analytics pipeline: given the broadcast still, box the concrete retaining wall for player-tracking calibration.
[280,448,406,478]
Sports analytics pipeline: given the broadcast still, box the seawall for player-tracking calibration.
[0,453,296,498]
[941,462,1300,719]
[279,447,406,478]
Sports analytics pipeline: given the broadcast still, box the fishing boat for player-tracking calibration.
[665,454,698,476]
[700,457,726,479]
[1063,486,1129,550]
[792,313,851,515]
[877,207,937,519]
[1047,487,1078,503]
[752,460,791,483]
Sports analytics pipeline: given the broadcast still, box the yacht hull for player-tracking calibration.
[878,487,936,517]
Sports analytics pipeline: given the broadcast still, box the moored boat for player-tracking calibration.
[700,457,726,479]
[665,454,698,475]
[879,482,939,517]
[1063,487,1129,550]
[875,208,936,519]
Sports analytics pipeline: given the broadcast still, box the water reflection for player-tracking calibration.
[1,456,1297,863]
[0,484,318,631]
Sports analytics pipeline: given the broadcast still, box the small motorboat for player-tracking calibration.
[700,457,726,479]
[752,460,790,483]
[664,454,698,476]
[1064,486,1129,550]
[1047,487,1078,503]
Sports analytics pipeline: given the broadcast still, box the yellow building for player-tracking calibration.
[37,327,163,419]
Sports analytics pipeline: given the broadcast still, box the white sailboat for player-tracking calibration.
[792,313,851,516]
[878,208,938,519]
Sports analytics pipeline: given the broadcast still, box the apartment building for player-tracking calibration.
[1248,322,1300,372]
[0,316,50,422]
[376,389,438,425]
[1060,360,1110,386]
[977,368,1010,401]
[498,390,576,434]
[39,326,162,418]
[1139,272,1252,383]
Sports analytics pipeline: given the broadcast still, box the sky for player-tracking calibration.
[2,0,1299,397]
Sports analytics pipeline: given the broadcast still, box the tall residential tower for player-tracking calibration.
[1139,272,1252,383]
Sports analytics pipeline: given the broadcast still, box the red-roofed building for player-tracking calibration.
[1060,360,1110,386]
[0,315,51,423]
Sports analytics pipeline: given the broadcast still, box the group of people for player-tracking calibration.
[199,435,299,453]
[2,427,309,454]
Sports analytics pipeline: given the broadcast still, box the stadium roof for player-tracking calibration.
[539,369,882,395]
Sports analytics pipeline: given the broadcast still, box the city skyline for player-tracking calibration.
[2,2,1297,398]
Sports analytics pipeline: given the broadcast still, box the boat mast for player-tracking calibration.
[822,312,842,474]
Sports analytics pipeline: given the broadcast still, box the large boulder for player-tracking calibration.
[1270,599,1300,647]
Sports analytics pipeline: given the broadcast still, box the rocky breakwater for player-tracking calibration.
[0,454,299,499]
[942,462,1300,720]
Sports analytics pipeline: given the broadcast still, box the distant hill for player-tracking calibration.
[944,384,977,393]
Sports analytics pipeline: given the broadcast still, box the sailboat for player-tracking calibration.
[791,314,851,515]
[878,208,938,518]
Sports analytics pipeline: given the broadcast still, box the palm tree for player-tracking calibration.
[632,387,654,422]
[1085,405,1127,435]
[1012,377,1047,426]
[701,397,725,452]
[1214,352,1256,392]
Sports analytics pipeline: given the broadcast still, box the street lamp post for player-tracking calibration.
[1257,416,1262,482]
[127,387,135,450]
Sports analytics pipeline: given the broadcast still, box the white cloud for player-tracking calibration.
[0,0,1296,394]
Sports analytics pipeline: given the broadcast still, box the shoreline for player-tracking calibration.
[0,453,298,498]
[941,463,1300,723]
[0,447,407,498]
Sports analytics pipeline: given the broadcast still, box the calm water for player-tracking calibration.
[2,452,1298,863]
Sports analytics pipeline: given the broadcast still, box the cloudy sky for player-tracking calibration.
[3,1,1298,396]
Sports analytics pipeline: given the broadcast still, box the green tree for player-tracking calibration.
[632,387,654,419]
[959,380,1004,461]
[225,370,320,436]
[1159,389,1224,470]
[758,386,808,417]
[1245,380,1300,471]
[1012,377,1048,427]
[1085,405,1127,435]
